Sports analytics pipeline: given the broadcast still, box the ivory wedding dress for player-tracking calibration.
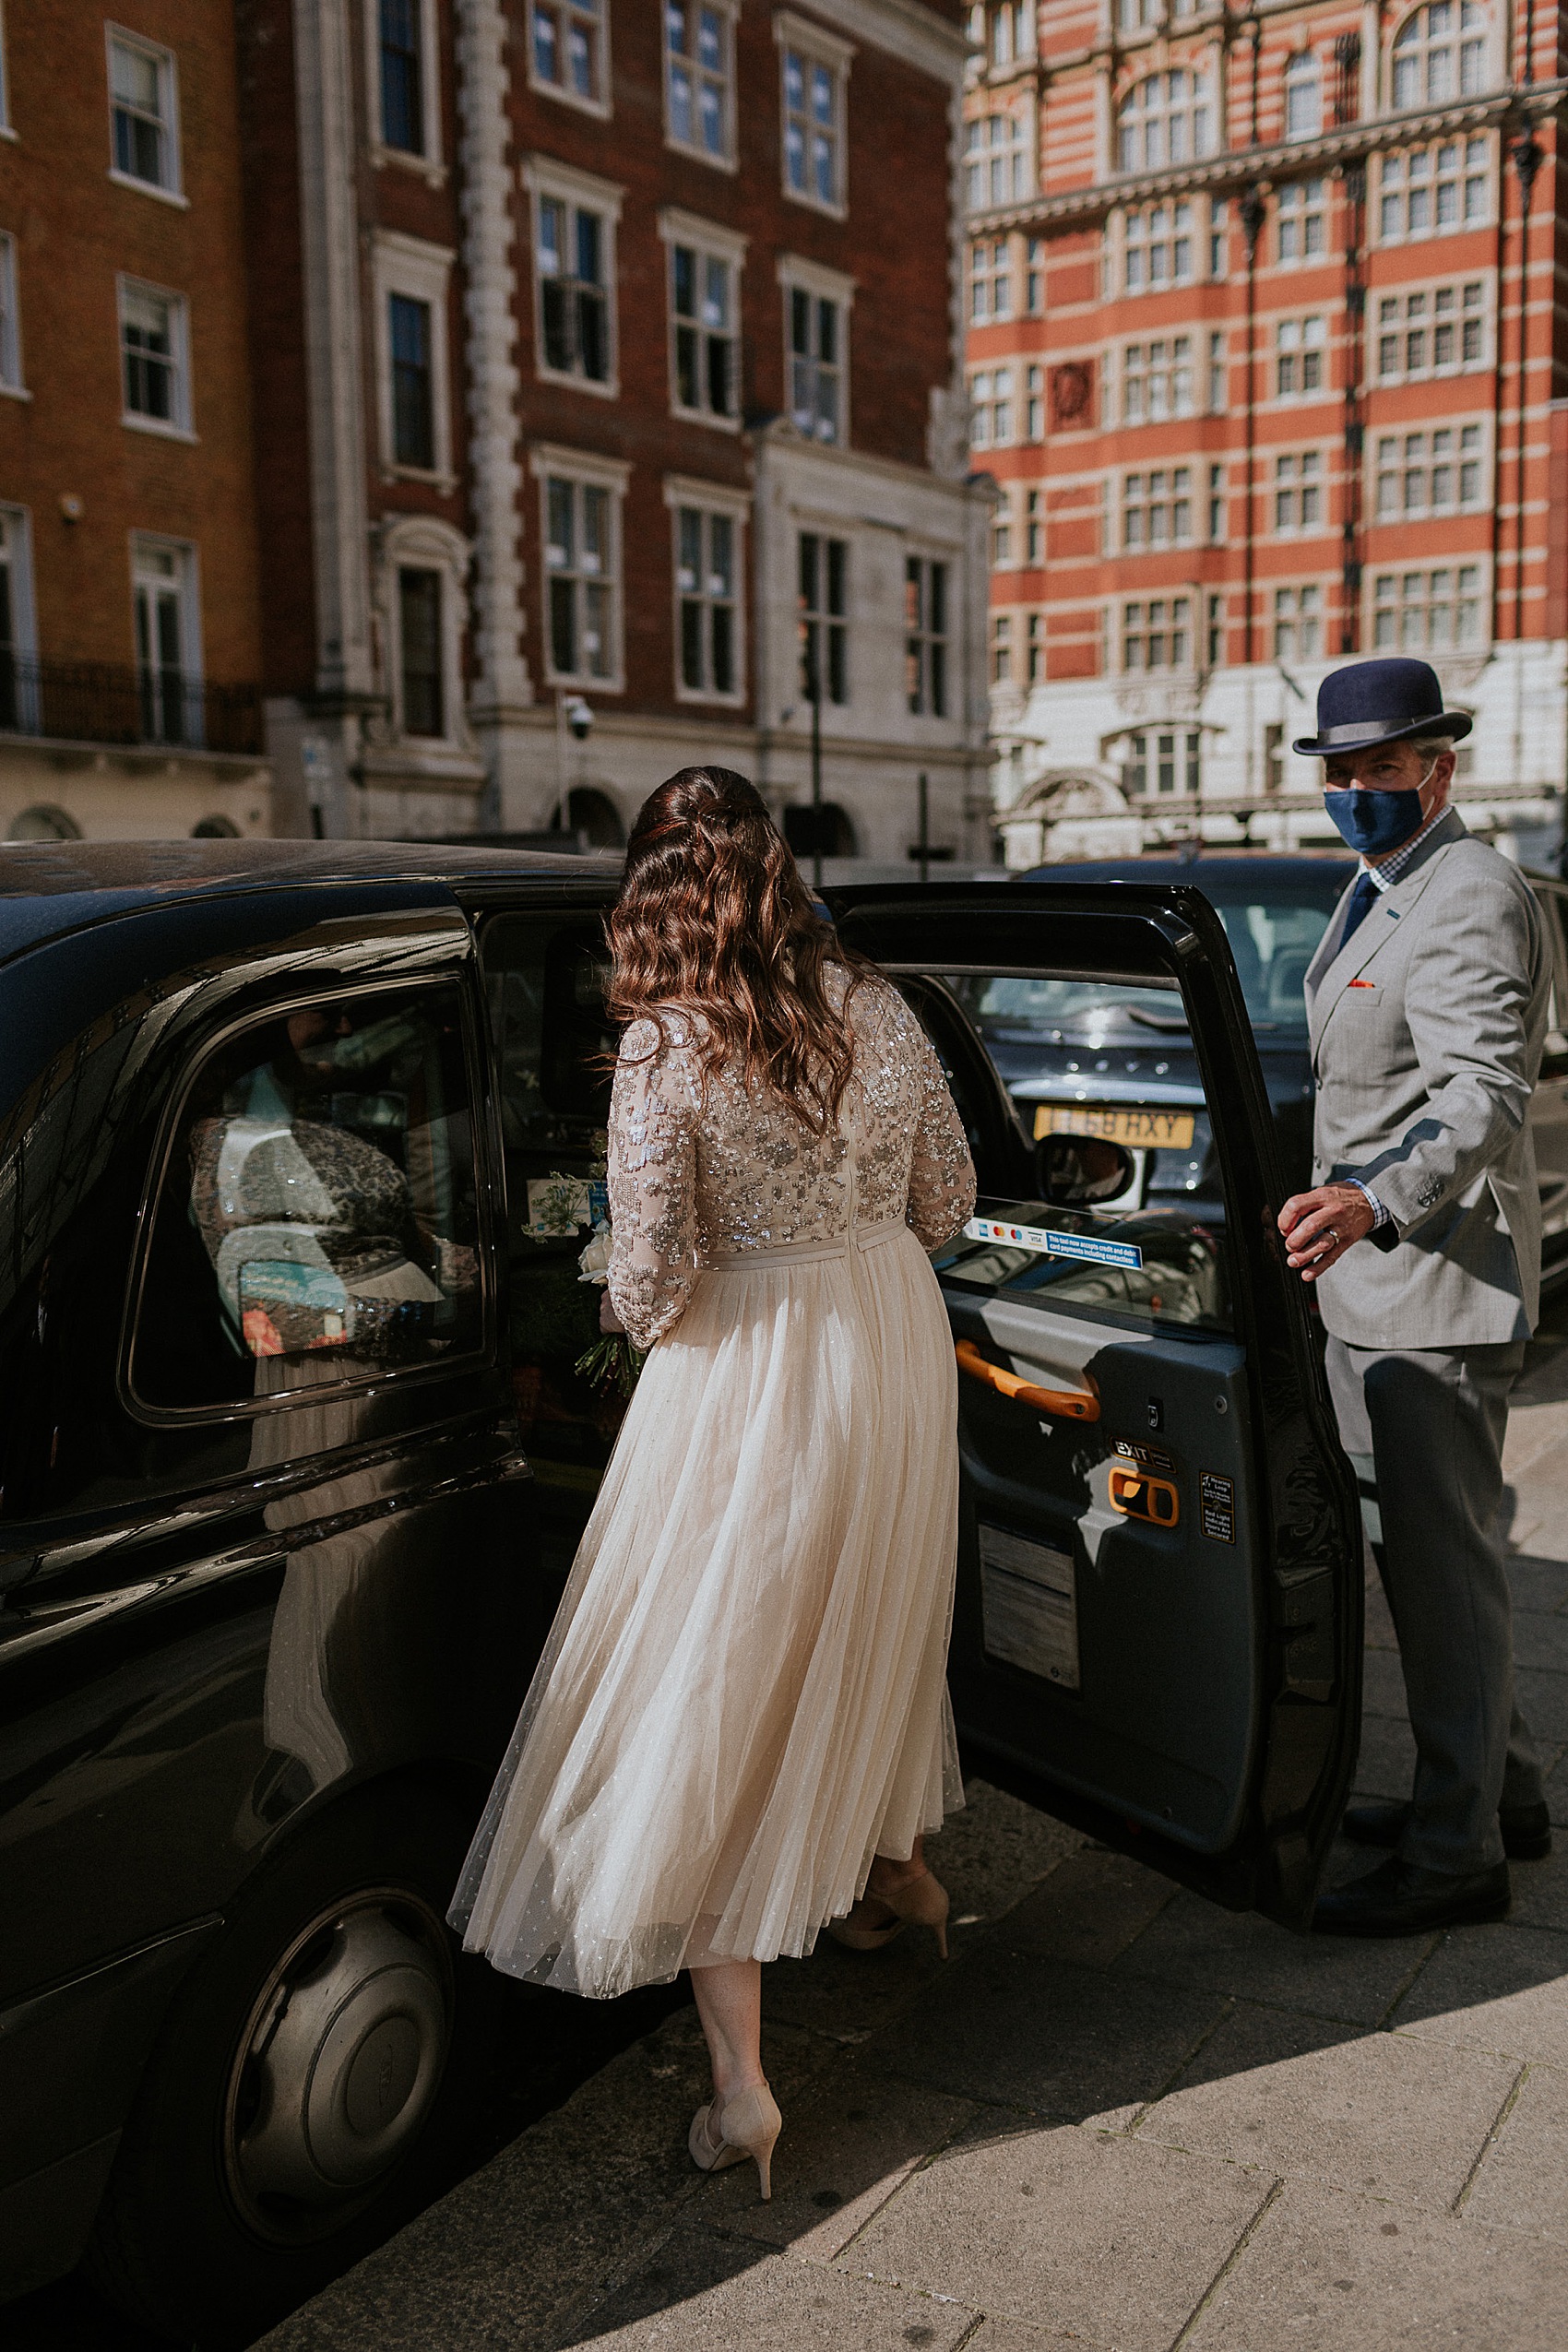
[450,968,977,1998]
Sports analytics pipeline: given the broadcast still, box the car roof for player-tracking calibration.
[0,837,617,965]
[1020,851,1355,886]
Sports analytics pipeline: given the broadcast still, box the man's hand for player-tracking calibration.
[1277,1182,1376,1282]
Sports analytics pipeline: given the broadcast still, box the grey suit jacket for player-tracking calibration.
[1304,807,1549,1349]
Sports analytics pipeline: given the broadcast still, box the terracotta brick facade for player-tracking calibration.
[966,0,1568,868]
[0,1,270,839]
[248,0,992,861]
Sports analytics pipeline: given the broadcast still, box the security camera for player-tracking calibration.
[564,695,593,742]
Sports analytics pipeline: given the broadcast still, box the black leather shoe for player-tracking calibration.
[1344,1800,1552,1862]
[1314,1856,1511,1937]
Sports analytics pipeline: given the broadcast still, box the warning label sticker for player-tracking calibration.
[1200,1472,1236,1544]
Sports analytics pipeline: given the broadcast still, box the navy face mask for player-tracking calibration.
[1323,763,1435,854]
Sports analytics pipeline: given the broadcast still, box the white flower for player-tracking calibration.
[578,1226,612,1285]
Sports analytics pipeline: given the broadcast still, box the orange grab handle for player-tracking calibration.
[1109,1466,1181,1527]
[955,1338,1100,1423]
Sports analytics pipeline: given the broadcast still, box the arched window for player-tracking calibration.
[8,803,81,841]
[1116,70,1214,174]
[1284,50,1322,139]
[1391,2,1490,110]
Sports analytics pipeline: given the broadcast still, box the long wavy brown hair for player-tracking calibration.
[606,766,871,1133]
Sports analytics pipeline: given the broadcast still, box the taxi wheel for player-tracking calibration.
[85,1781,489,2346]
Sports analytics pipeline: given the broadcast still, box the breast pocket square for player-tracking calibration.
[1347,979,1376,990]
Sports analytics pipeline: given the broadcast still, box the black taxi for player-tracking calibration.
[0,842,1361,2341]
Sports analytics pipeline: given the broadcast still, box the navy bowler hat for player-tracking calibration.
[1292,657,1472,756]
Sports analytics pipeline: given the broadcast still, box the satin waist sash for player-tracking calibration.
[704,1215,909,1271]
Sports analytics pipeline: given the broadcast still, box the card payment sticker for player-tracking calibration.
[964,1217,1144,1271]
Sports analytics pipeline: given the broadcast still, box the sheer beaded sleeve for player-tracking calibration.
[606,1017,702,1350]
[905,1024,977,1252]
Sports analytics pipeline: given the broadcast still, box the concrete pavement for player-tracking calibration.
[259,1369,1568,2352]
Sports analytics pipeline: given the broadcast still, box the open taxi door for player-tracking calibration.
[828,879,1363,1929]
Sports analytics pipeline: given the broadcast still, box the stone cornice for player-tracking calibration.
[968,80,1568,235]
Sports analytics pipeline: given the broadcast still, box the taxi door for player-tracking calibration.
[829,880,1363,1930]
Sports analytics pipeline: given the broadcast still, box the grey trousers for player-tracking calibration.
[1324,1335,1543,1874]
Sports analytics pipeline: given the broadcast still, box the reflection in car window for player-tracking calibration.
[134,987,481,1410]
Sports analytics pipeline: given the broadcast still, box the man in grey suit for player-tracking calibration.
[1277,656,1552,1936]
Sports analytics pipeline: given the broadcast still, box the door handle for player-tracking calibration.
[955,1339,1099,1421]
[1109,1465,1181,1526]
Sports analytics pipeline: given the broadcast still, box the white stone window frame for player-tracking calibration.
[374,513,474,749]
[968,363,1015,450]
[1113,65,1215,177]
[105,23,186,208]
[1377,135,1492,244]
[778,252,854,448]
[373,231,457,488]
[665,0,740,172]
[118,274,195,441]
[1272,446,1326,535]
[1283,47,1323,141]
[0,500,40,729]
[1275,176,1328,267]
[774,10,855,222]
[1373,273,1491,383]
[0,230,26,397]
[129,530,203,735]
[1119,332,1195,427]
[0,4,14,137]
[364,0,446,188]
[1271,578,1328,662]
[1386,1,1499,114]
[530,442,631,694]
[527,0,613,123]
[663,474,748,708]
[1273,312,1327,403]
[1120,464,1194,552]
[524,155,623,402]
[904,542,955,715]
[659,208,746,434]
[1118,595,1194,676]
[1368,553,1491,655]
[1371,415,1491,519]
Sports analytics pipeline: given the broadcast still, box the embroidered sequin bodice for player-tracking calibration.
[606,970,977,1349]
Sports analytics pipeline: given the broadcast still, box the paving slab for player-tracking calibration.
[1390,1920,1568,2063]
[1509,1552,1568,1613]
[844,2114,1269,2352]
[255,2007,826,2352]
[1136,2002,1517,2211]
[552,2224,979,2352]
[1109,1886,1434,2026]
[1517,1663,1568,1740]
[1360,1649,1410,1719]
[1362,1580,1397,1649]
[1349,1712,1417,1801]
[702,2063,977,2262]
[864,1942,1227,2125]
[1003,1848,1179,1971]
[924,1778,1086,1929]
[1502,1843,1568,1931]
[1463,2060,1568,2242]
[1545,1746,1568,1826]
[1185,2178,1568,2352]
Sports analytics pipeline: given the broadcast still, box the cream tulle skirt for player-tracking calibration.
[449,1218,964,1999]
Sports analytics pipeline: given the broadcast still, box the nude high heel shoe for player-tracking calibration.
[688,2079,782,2201]
[828,1868,951,1960]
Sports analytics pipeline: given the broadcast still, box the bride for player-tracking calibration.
[450,766,976,2198]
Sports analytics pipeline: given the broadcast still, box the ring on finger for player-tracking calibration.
[1324,1227,1339,1247]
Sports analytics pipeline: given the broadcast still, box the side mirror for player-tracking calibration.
[1036,1133,1136,1209]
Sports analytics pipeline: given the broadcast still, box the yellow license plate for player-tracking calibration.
[1033,1103,1197,1149]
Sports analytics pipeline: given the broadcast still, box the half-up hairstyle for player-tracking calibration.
[607,766,873,1133]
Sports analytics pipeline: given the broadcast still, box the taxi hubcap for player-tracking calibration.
[224,1888,452,2244]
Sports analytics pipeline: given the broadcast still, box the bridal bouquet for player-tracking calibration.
[571,1150,646,1401]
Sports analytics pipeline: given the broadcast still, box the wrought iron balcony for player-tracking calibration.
[0,655,265,758]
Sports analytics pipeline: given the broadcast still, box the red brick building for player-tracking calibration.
[965,0,1566,866]
[243,0,992,857]
[0,3,270,841]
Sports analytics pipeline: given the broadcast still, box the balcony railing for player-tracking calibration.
[0,655,265,757]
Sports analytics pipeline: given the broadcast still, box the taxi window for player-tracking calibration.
[131,986,482,1412]
[932,968,1232,1336]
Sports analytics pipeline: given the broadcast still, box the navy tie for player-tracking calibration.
[1339,871,1380,949]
